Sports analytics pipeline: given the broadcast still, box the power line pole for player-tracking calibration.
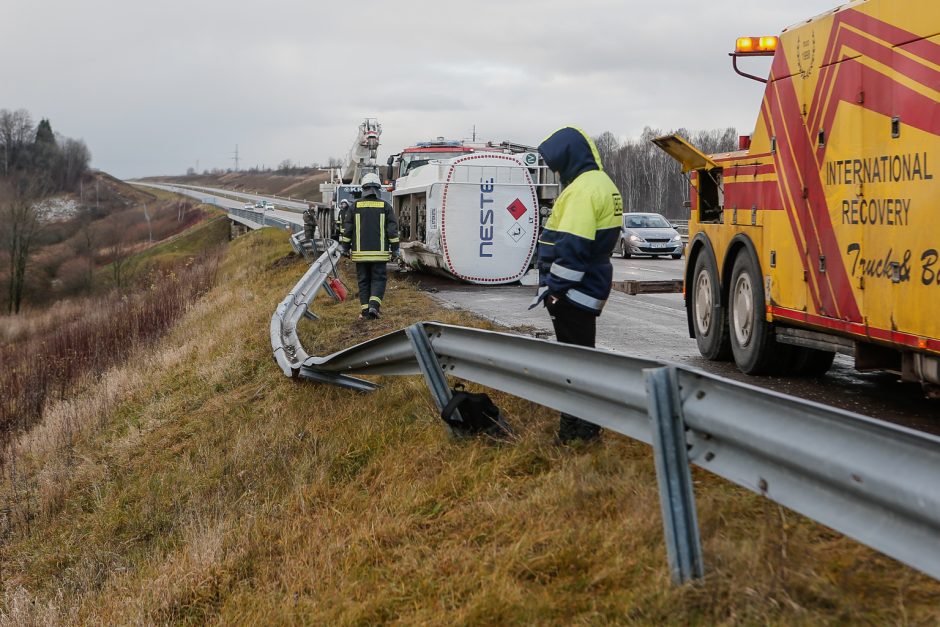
[232,144,240,171]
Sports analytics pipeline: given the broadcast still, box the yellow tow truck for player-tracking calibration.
[656,0,940,395]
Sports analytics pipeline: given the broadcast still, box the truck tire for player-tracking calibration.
[790,347,836,377]
[690,252,730,360]
[728,252,778,374]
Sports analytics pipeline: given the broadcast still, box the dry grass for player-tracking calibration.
[0,229,938,625]
[0,243,223,447]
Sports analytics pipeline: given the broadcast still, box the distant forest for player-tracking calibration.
[1,109,91,193]
[594,127,739,219]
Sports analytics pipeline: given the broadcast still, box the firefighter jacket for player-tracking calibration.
[340,192,400,262]
[531,127,623,315]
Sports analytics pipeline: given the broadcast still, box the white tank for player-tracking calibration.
[395,153,539,284]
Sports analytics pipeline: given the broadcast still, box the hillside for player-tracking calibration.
[1,229,938,624]
[3,172,220,312]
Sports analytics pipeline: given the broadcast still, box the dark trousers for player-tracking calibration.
[547,297,601,439]
[355,262,387,311]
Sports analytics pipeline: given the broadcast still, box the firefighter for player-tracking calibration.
[530,127,623,443]
[302,207,317,242]
[334,199,350,239]
[339,173,400,320]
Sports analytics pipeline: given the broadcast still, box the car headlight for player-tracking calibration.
[629,234,644,243]
[671,234,682,242]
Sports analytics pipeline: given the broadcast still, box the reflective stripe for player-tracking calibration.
[550,262,585,282]
[380,213,385,251]
[339,236,351,243]
[351,253,390,262]
[389,237,400,243]
[361,304,370,310]
[355,214,362,251]
[566,289,605,311]
[537,239,556,246]
[528,286,549,309]
[358,200,385,208]
[369,296,382,304]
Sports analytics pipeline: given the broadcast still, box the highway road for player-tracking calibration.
[133,182,305,227]
[414,256,940,435]
[166,183,310,212]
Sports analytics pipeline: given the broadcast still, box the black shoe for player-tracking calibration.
[368,306,381,319]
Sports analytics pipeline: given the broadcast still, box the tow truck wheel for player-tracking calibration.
[728,252,778,374]
[690,252,731,360]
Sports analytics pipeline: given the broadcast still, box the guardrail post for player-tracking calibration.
[645,366,704,584]
[405,323,460,433]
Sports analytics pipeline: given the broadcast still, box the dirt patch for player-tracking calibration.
[271,252,303,269]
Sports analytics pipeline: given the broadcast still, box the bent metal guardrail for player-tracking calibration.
[271,241,940,585]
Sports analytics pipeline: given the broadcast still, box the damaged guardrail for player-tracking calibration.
[270,240,940,586]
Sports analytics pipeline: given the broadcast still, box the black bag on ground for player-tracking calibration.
[440,384,510,436]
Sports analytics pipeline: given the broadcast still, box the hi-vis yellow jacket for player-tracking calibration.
[532,127,623,314]
[340,192,400,262]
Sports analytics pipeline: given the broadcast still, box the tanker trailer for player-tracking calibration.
[390,142,543,284]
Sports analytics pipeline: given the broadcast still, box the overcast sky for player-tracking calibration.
[5,0,840,179]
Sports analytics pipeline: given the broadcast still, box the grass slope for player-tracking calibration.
[112,213,229,281]
[1,230,938,624]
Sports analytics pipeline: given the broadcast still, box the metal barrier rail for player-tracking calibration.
[270,239,940,585]
[226,206,301,233]
[171,183,310,212]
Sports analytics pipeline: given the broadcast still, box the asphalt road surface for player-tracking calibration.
[408,256,940,435]
[133,182,304,227]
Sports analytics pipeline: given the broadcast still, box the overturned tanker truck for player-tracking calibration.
[387,140,559,284]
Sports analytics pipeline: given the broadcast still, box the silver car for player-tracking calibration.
[616,212,684,259]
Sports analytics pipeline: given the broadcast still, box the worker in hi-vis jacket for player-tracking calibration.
[339,173,400,320]
[530,127,623,443]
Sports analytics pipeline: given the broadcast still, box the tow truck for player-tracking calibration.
[655,0,940,394]
[317,119,387,238]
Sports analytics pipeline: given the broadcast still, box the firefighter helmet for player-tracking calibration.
[361,172,382,188]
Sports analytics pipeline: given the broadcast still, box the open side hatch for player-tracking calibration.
[651,134,720,173]
[653,134,724,224]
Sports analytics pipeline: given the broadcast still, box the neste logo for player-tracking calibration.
[479,178,495,258]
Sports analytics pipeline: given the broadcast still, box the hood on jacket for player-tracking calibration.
[538,127,604,186]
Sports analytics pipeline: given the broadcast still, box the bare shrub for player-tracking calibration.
[0,251,221,451]
[54,256,94,295]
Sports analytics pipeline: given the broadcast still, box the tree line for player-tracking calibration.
[1,109,91,192]
[1,108,92,313]
[594,127,738,219]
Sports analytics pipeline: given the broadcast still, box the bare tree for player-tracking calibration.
[594,127,738,219]
[55,136,91,191]
[0,109,35,176]
[0,175,44,313]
